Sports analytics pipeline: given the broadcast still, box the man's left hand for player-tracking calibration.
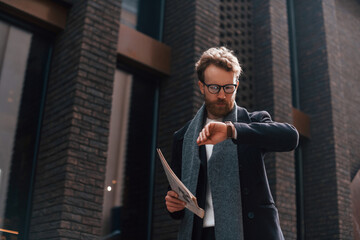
[197,122,228,146]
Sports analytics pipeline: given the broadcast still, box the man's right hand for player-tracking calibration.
[197,122,228,146]
[165,190,186,213]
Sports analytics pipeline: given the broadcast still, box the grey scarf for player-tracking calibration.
[178,104,244,240]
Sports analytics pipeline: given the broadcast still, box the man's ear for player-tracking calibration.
[198,81,205,95]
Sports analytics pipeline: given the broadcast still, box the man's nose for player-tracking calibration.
[217,88,226,98]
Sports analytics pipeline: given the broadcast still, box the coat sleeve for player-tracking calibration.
[167,132,185,220]
[233,111,299,152]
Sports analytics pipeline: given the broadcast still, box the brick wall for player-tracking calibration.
[252,0,297,239]
[294,1,339,238]
[322,1,353,238]
[334,0,360,183]
[29,1,120,239]
[293,0,355,239]
[152,0,220,239]
[335,0,360,238]
[3,0,358,239]
[219,0,256,111]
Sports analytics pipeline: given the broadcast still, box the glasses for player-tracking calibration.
[202,82,237,94]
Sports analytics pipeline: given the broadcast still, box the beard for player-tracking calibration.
[204,97,234,118]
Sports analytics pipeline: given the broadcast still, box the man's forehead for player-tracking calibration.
[204,70,237,83]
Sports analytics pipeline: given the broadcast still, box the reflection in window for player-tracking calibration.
[102,68,158,239]
[120,0,164,40]
[121,0,139,29]
[0,19,52,239]
[0,21,32,239]
[102,70,133,237]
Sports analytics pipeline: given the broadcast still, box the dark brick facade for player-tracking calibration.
[153,0,220,239]
[335,2,360,236]
[29,1,120,239]
[293,0,358,239]
[154,0,359,239]
[1,0,359,239]
[153,0,298,239]
[219,0,256,111]
[252,0,297,238]
[335,0,360,183]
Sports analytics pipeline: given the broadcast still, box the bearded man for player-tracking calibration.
[165,46,299,240]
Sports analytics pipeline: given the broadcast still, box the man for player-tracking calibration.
[165,47,299,240]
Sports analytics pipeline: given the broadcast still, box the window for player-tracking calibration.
[102,70,132,237]
[0,18,52,239]
[121,0,164,40]
[102,68,159,239]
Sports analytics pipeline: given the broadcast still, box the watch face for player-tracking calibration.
[225,122,233,138]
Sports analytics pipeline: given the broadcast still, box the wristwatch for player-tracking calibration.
[225,121,234,139]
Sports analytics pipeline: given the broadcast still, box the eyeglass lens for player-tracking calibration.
[207,84,236,94]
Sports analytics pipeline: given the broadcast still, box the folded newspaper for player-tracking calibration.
[157,148,205,219]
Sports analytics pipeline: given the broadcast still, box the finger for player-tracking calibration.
[167,191,178,198]
[197,139,210,146]
[166,201,186,209]
[197,132,202,143]
[166,200,186,213]
[197,134,206,145]
[167,204,185,213]
[198,130,204,143]
[205,124,210,137]
[168,206,185,213]
[197,131,210,145]
[201,131,206,141]
[166,196,186,203]
[166,199,186,208]
[165,195,186,205]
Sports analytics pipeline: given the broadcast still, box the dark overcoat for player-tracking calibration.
[169,106,299,240]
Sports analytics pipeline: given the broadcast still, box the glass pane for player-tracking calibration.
[102,68,158,239]
[120,0,164,40]
[121,73,156,239]
[102,70,133,236]
[0,22,32,239]
[120,0,139,29]
[0,19,52,239]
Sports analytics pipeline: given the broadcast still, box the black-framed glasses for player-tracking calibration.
[202,82,237,94]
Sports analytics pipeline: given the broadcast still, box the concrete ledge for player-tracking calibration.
[0,0,67,32]
[292,107,310,138]
[117,24,171,76]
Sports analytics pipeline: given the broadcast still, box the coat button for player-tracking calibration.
[248,212,255,219]
[243,188,249,195]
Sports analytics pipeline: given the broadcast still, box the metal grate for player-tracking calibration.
[220,0,254,110]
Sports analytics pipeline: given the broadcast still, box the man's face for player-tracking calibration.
[198,64,239,119]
